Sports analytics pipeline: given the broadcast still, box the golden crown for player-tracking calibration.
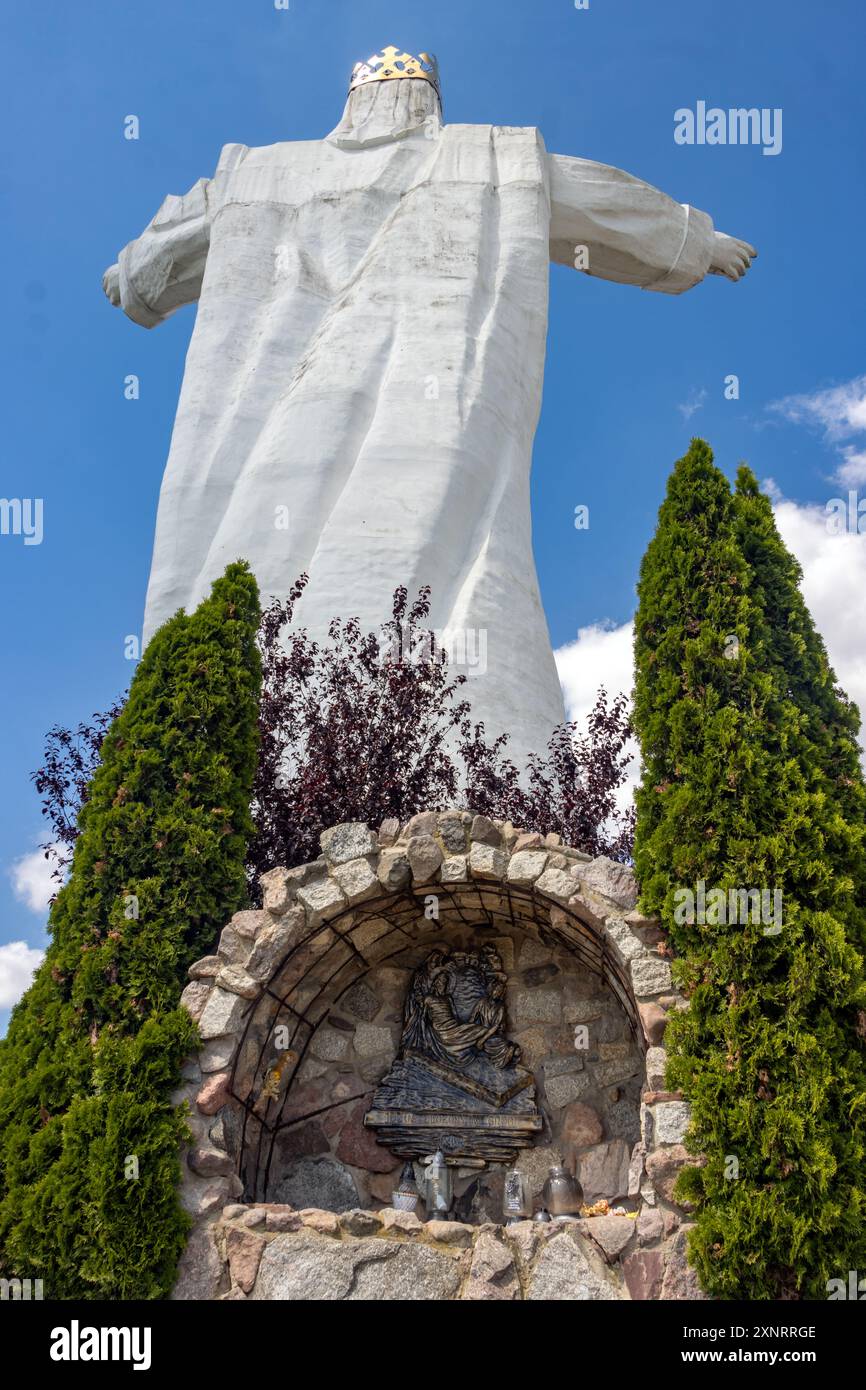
[349,45,441,98]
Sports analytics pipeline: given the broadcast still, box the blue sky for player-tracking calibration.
[3,0,866,1030]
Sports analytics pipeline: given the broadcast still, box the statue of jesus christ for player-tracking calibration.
[103,46,755,766]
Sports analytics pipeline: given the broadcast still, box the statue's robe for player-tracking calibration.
[420,990,493,1064]
[116,96,716,764]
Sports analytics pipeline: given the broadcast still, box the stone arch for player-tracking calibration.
[175,812,700,1301]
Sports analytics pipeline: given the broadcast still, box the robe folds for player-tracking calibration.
[118,116,715,766]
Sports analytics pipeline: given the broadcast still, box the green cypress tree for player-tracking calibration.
[633,440,866,1299]
[0,561,261,1299]
[733,465,866,949]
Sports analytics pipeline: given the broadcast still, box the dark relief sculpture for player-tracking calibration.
[364,946,541,1164]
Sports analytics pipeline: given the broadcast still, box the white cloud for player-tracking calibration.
[556,620,634,723]
[9,844,60,915]
[772,374,866,438]
[770,375,866,486]
[554,492,866,798]
[555,620,639,810]
[677,387,707,421]
[771,493,866,751]
[0,941,44,1009]
[836,449,866,489]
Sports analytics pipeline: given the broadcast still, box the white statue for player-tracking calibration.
[104,47,755,766]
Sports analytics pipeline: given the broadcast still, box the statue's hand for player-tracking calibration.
[709,232,758,282]
[102,263,121,306]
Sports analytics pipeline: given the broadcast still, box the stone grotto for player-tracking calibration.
[172,810,704,1300]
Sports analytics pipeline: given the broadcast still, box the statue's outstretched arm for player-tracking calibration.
[102,177,211,328]
[547,153,756,294]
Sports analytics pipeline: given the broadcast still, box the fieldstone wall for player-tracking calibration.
[173,811,705,1300]
[176,1202,703,1302]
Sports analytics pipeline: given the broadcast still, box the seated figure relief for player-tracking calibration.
[401,947,520,1071]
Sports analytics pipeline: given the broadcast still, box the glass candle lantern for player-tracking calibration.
[423,1149,453,1216]
[392,1161,420,1213]
[542,1164,584,1220]
[503,1169,532,1223]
